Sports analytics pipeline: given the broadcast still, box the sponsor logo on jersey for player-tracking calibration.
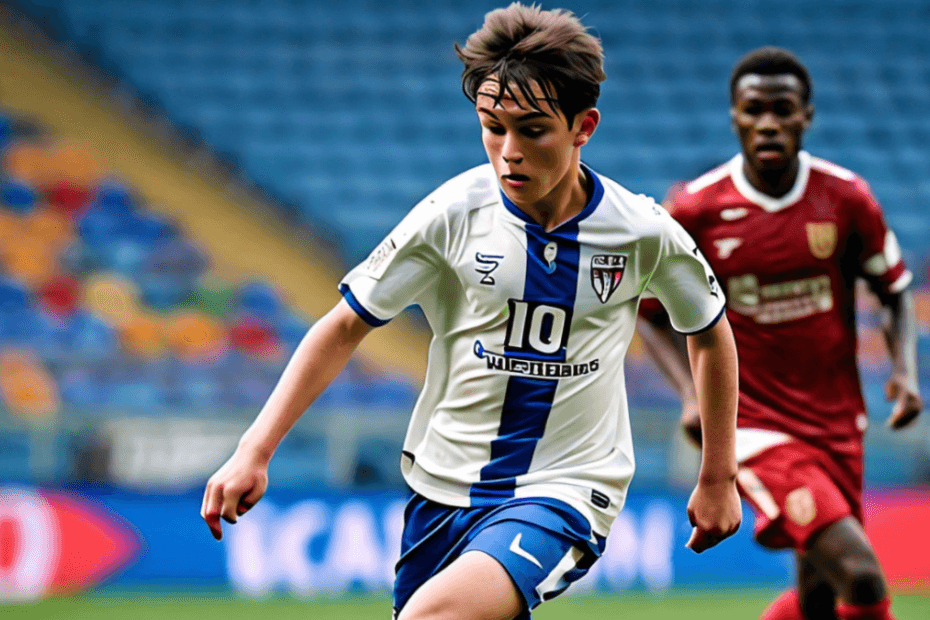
[0,488,140,601]
[727,273,833,324]
[473,341,599,378]
[713,238,743,259]
[806,222,837,259]
[475,252,504,285]
[363,237,397,278]
[720,207,749,221]
[591,254,627,303]
[785,487,817,527]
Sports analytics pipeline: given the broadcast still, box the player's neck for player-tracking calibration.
[743,157,800,199]
[521,166,591,232]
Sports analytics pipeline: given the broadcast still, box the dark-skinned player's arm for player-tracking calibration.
[200,299,373,540]
[682,313,741,553]
[637,302,701,446]
[874,287,923,429]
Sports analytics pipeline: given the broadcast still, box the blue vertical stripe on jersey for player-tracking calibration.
[471,168,603,505]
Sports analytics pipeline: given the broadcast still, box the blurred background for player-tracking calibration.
[0,0,928,618]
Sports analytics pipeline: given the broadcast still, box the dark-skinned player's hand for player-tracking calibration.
[884,374,923,430]
[680,398,702,448]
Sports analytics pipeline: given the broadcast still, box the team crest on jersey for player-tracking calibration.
[591,254,627,304]
[806,222,837,259]
[785,487,817,527]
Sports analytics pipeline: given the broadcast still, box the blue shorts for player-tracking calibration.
[393,494,606,619]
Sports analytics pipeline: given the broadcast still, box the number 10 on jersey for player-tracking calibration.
[504,300,574,356]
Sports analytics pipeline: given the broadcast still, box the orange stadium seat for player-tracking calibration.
[118,312,169,359]
[25,207,76,251]
[0,348,60,422]
[48,142,102,186]
[0,236,59,289]
[1,142,52,188]
[165,310,229,363]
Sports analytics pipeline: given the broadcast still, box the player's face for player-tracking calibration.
[476,77,597,209]
[731,74,813,172]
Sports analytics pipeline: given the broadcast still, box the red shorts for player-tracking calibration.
[736,440,863,551]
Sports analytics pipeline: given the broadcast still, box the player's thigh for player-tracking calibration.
[398,550,522,620]
[805,515,887,604]
[399,518,597,620]
[736,442,856,551]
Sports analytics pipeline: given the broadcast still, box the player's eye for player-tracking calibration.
[773,101,796,117]
[484,125,506,136]
[742,102,763,115]
[520,126,546,138]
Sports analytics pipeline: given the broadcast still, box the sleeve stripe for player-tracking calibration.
[677,303,726,336]
[338,283,391,327]
[888,270,913,294]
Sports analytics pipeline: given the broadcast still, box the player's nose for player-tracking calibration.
[501,134,523,164]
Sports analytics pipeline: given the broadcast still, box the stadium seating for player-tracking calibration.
[0,105,419,489]
[2,0,929,489]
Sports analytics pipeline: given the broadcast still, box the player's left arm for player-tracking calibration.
[850,177,924,429]
[874,287,923,429]
[683,314,741,553]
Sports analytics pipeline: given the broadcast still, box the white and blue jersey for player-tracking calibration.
[339,163,724,536]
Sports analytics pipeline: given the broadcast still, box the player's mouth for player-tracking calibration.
[754,142,786,161]
[502,173,530,188]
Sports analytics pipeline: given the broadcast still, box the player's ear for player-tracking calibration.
[803,103,815,130]
[729,106,738,133]
[573,109,599,147]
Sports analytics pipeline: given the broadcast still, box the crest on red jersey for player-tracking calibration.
[806,222,837,259]
[591,254,627,303]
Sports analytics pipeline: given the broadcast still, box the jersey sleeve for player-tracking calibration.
[850,178,912,295]
[643,208,726,334]
[338,200,445,326]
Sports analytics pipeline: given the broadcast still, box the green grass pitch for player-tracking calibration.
[6,591,930,619]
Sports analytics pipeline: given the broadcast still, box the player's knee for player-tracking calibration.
[840,560,887,605]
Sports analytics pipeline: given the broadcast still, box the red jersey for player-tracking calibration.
[667,151,912,457]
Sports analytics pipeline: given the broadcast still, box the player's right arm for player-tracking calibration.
[640,195,739,552]
[200,299,373,540]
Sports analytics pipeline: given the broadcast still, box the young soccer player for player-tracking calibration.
[638,47,923,620]
[201,5,741,619]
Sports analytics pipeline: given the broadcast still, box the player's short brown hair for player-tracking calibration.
[730,46,813,104]
[455,2,606,128]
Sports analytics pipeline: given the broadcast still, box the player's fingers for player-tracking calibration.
[884,379,899,402]
[687,527,728,553]
[220,485,246,525]
[237,483,265,516]
[683,422,702,448]
[201,483,224,540]
[889,400,921,429]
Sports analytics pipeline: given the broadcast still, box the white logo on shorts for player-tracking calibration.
[509,533,542,568]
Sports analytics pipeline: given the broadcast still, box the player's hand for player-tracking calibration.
[885,374,923,430]
[685,477,741,553]
[200,445,269,541]
[680,398,702,448]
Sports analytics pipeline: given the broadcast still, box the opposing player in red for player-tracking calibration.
[638,47,923,620]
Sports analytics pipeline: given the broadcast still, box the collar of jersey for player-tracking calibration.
[730,150,811,213]
[498,162,604,229]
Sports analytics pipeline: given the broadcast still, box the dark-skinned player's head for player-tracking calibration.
[454,2,605,130]
[730,47,812,105]
[729,47,815,175]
